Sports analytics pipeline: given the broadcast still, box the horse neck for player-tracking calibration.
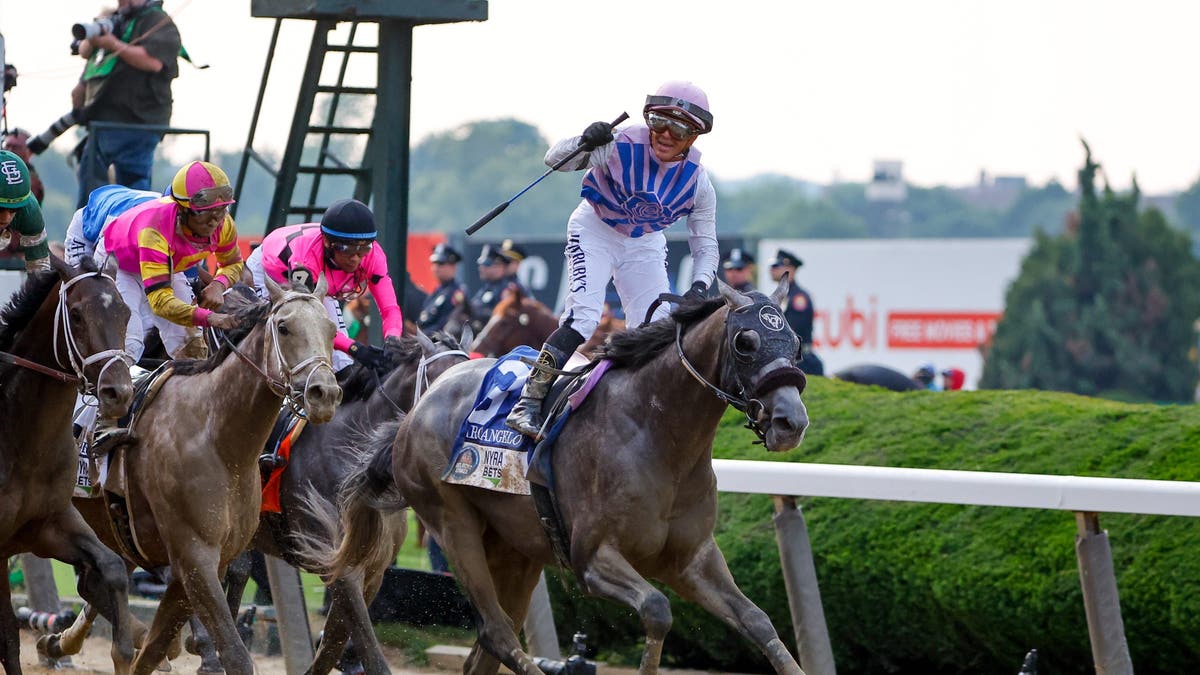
[204,323,286,448]
[638,308,730,457]
[5,287,75,412]
[12,284,65,370]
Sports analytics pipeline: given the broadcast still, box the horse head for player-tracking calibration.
[53,256,134,418]
[717,273,809,452]
[470,287,557,357]
[264,273,343,423]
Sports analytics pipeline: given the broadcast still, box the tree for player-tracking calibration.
[980,142,1200,401]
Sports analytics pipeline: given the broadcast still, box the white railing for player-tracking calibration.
[711,459,1200,675]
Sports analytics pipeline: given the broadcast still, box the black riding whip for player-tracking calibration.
[465,112,629,235]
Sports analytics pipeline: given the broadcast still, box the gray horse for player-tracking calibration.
[322,277,810,675]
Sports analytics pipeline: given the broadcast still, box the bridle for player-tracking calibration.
[54,269,133,393]
[221,291,335,418]
[372,342,470,414]
[667,296,806,443]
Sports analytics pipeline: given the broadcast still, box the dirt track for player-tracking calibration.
[15,627,434,675]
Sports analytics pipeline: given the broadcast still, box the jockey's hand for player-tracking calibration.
[579,121,614,151]
[199,281,226,310]
[348,343,390,375]
[682,281,708,303]
[206,313,239,332]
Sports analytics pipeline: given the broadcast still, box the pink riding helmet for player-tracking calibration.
[643,80,714,134]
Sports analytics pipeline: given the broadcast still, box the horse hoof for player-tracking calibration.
[196,667,225,674]
[157,659,173,672]
[36,634,61,659]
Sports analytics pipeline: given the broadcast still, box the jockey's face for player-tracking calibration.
[327,240,372,273]
[0,208,15,229]
[182,206,227,239]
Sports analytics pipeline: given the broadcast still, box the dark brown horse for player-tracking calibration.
[58,276,341,675]
[0,256,136,675]
[193,329,471,675]
[324,278,810,674]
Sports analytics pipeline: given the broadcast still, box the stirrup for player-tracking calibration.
[258,453,286,474]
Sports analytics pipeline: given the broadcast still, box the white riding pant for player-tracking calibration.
[246,247,354,371]
[93,236,193,362]
[560,203,671,340]
[63,209,94,267]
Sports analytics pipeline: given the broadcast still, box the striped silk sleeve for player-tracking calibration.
[138,227,200,327]
[210,216,244,287]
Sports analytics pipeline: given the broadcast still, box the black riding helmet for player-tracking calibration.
[320,199,377,241]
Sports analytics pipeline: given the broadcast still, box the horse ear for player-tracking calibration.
[51,255,75,282]
[264,272,285,303]
[312,273,328,301]
[414,327,436,356]
[769,271,790,306]
[717,278,751,308]
[458,323,474,349]
[101,255,119,281]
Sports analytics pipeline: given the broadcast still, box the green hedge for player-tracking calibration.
[545,377,1200,674]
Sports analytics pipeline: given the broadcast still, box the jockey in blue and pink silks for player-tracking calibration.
[507,80,719,439]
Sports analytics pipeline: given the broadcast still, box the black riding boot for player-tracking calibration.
[507,324,585,439]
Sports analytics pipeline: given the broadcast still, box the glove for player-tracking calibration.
[579,121,614,151]
[682,281,708,303]
[25,136,47,155]
[348,342,390,374]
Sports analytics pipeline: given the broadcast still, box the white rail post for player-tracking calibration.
[522,571,562,659]
[264,555,314,675]
[1074,512,1133,675]
[772,496,836,675]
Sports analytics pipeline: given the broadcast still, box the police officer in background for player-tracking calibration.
[769,249,824,376]
[418,243,468,334]
[468,243,512,333]
[499,238,532,297]
[721,247,757,293]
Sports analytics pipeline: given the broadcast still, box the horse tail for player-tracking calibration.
[312,416,408,580]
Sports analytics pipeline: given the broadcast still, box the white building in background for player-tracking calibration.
[756,238,1031,389]
[866,159,906,202]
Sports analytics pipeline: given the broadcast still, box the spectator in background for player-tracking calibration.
[468,244,512,333]
[71,0,181,208]
[912,363,942,391]
[499,238,532,297]
[721,247,757,293]
[941,367,966,391]
[769,249,823,376]
[418,243,468,334]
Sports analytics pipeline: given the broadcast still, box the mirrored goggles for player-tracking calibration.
[645,111,700,141]
[329,240,374,255]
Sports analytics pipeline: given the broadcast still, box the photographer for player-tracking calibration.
[71,0,179,208]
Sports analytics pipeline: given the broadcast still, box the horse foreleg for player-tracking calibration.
[0,566,22,675]
[666,538,805,675]
[579,545,672,675]
[186,615,223,674]
[463,537,545,675]
[131,579,192,675]
[308,588,352,675]
[307,576,387,675]
[436,509,542,675]
[172,551,254,675]
[29,509,135,675]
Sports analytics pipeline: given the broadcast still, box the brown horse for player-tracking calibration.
[191,328,472,675]
[0,256,136,675]
[56,276,341,675]
[324,278,810,674]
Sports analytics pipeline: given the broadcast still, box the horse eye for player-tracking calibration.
[70,308,85,325]
[278,322,290,336]
[733,330,760,355]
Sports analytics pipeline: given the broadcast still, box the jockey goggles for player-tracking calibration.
[329,240,374,255]
[645,111,701,141]
[189,184,236,211]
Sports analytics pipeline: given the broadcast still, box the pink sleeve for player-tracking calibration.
[333,333,355,353]
[365,256,404,338]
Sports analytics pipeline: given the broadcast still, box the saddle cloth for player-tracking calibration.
[260,409,307,513]
[442,347,613,495]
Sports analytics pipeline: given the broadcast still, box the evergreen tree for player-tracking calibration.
[980,142,1200,401]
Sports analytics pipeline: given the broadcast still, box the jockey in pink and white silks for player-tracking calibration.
[506,80,719,439]
[96,160,243,361]
[245,198,404,373]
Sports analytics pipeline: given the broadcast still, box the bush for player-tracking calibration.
[545,376,1200,674]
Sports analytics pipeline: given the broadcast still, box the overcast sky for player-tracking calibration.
[3,0,1199,193]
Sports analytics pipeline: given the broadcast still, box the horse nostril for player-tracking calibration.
[99,384,133,405]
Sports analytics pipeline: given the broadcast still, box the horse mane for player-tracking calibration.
[171,285,270,376]
[337,331,466,404]
[600,296,725,370]
[0,257,103,352]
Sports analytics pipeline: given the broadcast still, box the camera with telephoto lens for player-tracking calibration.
[70,14,126,55]
[25,109,87,155]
